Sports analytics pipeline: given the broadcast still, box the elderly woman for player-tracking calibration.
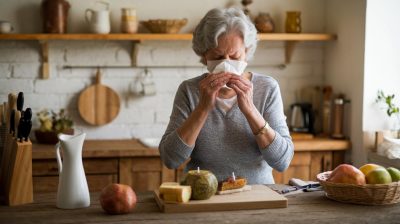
[159,8,294,184]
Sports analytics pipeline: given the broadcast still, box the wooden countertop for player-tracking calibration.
[0,186,398,224]
[32,138,350,160]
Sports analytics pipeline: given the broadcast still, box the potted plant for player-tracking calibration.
[376,90,400,139]
[35,109,74,144]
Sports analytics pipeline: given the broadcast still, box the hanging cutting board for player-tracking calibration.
[78,69,120,126]
[154,185,287,213]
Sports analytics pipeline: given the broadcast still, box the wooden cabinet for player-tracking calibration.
[272,150,345,184]
[32,138,349,192]
[32,158,118,192]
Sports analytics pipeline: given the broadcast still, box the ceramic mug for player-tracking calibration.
[0,21,14,34]
[285,11,301,33]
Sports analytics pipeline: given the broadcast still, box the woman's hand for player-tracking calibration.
[198,72,232,111]
[227,75,256,116]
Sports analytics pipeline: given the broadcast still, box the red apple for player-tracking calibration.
[327,164,366,185]
[99,183,137,214]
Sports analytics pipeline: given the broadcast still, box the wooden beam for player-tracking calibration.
[40,41,49,79]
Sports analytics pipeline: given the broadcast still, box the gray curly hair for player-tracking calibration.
[192,7,258,64]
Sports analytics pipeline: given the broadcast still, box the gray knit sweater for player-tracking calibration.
[159,73,294,184]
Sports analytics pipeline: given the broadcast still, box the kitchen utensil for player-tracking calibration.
[14,111,21,139]
[41,0,70,33]
[279,178,321,194]
[78,69,120,126]
[290,103,314,133]
[0,21,14,34]
[285,11,301,33]
[9,110,15,136]
[322,86,333,136]
[142,19,188,34]
[331,95,350,139]
[18,108,32,142]
[6,94,16,132]
[85,1,111,34]
[154,185,287,213]
[56,131,90,209]
[16,92,24,113]
[121,8,138,33]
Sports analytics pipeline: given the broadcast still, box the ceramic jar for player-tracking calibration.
[41,0,70,33]
[254,13,275,33]
[121,8,138,33]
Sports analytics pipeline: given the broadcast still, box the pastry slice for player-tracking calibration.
[218,176,247,191]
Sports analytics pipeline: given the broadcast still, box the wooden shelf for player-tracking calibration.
[0,33,337,41]
[0,33,337,78]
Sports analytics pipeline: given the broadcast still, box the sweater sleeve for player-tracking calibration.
[260,82,294,172]
[158,82,195,169]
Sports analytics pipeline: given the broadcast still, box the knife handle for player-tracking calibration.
[10,109,15,135]
[22,108,32,141]
[17,92,24,112]
[7,93,17,131]
[14,111,21,139]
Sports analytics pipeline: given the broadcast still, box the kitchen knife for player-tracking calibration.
[6,93,17,132]
[21,108,32,141]
[0,104,3,126]
[2,102,6,125]
[9,109,15,136]
[17,92,24,114]
[14,111,21,139]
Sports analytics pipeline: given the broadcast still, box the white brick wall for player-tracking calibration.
[0,40,325,140]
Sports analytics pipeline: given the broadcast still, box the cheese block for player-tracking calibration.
[159,182,192,203]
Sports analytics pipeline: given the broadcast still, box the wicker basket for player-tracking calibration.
[141,19,188,34]
[317,171,400,205]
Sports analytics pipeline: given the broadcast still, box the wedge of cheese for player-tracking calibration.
[159,182,191,203]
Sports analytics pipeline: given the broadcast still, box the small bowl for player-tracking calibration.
[141,19,188,34]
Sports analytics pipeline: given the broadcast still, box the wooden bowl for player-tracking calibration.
[34,129,74,144]
[141,19,188,34]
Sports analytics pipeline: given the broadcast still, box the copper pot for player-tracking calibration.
[41,0,70,33]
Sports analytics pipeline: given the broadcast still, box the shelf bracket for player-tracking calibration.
[40,41,50,79]
[131,40,141,67]
[285,41,298,64]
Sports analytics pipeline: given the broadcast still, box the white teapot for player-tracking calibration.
[85,1,110,34]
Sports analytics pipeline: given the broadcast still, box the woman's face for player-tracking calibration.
[204,32,246,62]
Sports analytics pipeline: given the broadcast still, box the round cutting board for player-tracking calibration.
[78,69,120,126]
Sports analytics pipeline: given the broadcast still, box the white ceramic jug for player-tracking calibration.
[85,1,110,34]
[56,131,90,209]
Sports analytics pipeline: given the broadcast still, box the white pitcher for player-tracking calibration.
[85,1,110,34]
[56,131,90,209]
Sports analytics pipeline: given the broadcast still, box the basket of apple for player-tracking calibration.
[317,164,400,205]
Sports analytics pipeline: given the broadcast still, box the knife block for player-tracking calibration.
[0,133,33,206]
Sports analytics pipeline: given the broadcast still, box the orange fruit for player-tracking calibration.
[359,163,383,176]
[365,168,392,184]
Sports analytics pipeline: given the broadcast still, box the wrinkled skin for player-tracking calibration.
[182,170,218,200]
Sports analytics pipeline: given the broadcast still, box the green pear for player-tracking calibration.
[387,167,400,182]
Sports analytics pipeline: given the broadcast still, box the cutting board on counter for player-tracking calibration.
[154,185,287,213]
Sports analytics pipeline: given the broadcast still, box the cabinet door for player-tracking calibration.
[273,152,311,184]
[310,151,332,181]
[32,158,118,192]
[119,157,164,192]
